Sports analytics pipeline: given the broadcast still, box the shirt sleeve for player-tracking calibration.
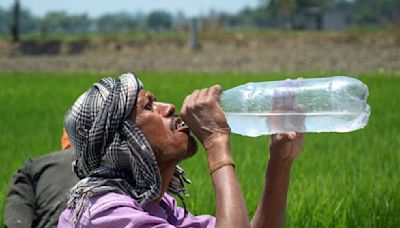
[4,159,36,228]
[88,206,177,228]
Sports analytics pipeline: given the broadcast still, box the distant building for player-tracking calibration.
[294,7,349,31]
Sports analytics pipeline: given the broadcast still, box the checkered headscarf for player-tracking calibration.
[64,73,190,224]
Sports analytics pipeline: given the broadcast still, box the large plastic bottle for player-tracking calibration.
[220,76,371,137]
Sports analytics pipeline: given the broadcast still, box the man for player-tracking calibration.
[4,131,79,228]
[58,72,304,227]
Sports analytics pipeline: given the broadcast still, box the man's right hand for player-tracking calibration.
[182,85,250,228]
[180,85,230,148]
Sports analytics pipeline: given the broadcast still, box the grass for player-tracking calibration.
[0,72,399,227]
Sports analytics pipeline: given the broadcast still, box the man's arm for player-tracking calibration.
[181,85,250,228]
[251,132,304,228]
[206,135,250,228]
[4,159,36,228]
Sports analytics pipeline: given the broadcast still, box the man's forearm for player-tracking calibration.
[251,157,293,228]
[206,137,250,228]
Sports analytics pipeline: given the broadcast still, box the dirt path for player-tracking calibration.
[0,32,399,74]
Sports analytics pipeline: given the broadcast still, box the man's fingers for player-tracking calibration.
[198,88,209,99]
[192,89,200,102]
[181,94,191,113]
[182,85,223,116]
[209,84,222,96]
[275,132,296,141]
[181,89,199,114]
[287,132,296,140]
[293,104,306,113]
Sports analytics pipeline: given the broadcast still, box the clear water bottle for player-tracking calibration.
[220,76,371,137]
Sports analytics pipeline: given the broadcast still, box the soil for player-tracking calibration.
[0,32,399,74]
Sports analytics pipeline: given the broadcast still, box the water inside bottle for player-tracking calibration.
[224,111,369,137]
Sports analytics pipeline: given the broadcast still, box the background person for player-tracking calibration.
[4,130,79,228]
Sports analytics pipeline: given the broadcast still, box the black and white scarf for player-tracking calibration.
[64,73,190,224]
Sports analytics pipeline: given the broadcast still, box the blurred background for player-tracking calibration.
[0,0,399,73]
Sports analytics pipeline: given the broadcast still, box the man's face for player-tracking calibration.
[131,90,197,167]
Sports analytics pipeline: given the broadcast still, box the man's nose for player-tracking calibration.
[154,102,175,117]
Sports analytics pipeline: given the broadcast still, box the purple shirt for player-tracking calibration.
[58,192,215,227]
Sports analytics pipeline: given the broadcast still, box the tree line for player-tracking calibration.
[0,0,399,40]
[226,0,399,29]
[0,6,178,37]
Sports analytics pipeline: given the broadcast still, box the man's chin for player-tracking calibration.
[185,135,198,158]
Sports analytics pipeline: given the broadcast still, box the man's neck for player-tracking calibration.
[155,164,176,203]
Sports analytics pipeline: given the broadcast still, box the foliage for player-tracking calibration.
[353,0,400,25]
[147,11,173,30]
[228,0,399,29]
[226,7,281,28]
[0,6,39,35]
[41,11,91,34]
[96,13,137,33]
[0,73,399,227]
[1,0,399,38]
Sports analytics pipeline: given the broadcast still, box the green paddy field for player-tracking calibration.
[1,73,399,227]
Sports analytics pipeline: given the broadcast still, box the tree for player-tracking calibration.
[0,4,39,36]
[226,6,281,28]
[263,0,334,30]
[19,9,40,34]
[147,11,172,30]
[267,0,296,29]
[97,13,136,33]
[11,0,20,42]
[0,7,12,34]
[41,11,91,34]
[353,0,400,26]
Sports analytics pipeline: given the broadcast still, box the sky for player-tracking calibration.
[1,0,261,17]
